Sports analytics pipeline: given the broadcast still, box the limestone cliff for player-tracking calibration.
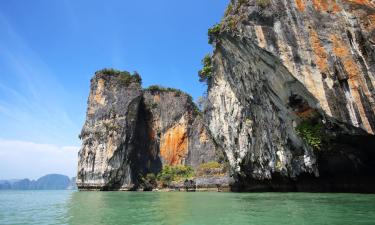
[77,71,143,190]
[77,0,375,192]
[77,70,218,190]
[204,0,375,191]
[220,0,375,133]
[142,89,217,168]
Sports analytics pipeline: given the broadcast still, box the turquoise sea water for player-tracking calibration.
[0,191,375,225]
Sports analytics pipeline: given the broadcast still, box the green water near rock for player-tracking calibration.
[1,191,375,225]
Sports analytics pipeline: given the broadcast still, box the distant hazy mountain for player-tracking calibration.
[0,174,77,190]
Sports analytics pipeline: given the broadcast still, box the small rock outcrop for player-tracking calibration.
[77,70,219,190]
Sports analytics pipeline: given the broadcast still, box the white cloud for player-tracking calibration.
[0,139,79,180]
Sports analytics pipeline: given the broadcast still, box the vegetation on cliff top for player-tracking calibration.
[208,24,221,44]
[146,85,202,116]
[145,85,185,96]
[96,68,142,86]
[198,54,213,83]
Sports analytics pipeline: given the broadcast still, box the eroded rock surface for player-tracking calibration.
[77,72,143,190]
[204,0,375,192]
[221,0,375,133]
[77,0,375,192]
[77,72,218,190]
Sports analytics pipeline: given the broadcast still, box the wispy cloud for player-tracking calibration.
[0,11,79,146]
[0,139,79,180]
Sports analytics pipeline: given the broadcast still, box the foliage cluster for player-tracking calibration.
[196,161,226,177]
[225,0,247,17]
[96,68,142,86]
[208,24,222,44]
[157,165,194,186]
[141,173,157,191]
[198,54,213,83]
[145,85,184,96]
[256,0,271,7]
[141,161,227,189]
[296,120,324,150]
[224,3,234,17]
[103,121,118,132]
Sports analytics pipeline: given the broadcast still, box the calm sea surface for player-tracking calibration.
[0,191,375,225]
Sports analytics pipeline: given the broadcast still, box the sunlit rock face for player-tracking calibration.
[77,73,218,191]
[205,0,375,191]
[143,90,217,168]
[221,0,375,133]
[77,72,143,190]
[77,0,375,192]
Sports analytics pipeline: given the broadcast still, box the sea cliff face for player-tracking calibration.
[77,0,375,192]
[204,0,375,191]
[219,0,375,133]
[77,71,219,190]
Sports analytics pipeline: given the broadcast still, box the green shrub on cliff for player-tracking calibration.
[208,24,221,37]
[96,68,142,86]
[224,3,233,16]
[145,85,184,96]
[208,23,221,44]
[256,0,271,8]
[296,120,323,150]
[157,165,194,186]
[141,173,157,191]
[198,54,213,83]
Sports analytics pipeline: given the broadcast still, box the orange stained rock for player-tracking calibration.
[88,78,106,115]
[331,36,361,81]
[160,123,188,166]
[312,0,329,11]
[199,128,209,144]
[331,35,374,133]
[255,26,267,48]
[366,14,375,31]
[309,29,329,73]
[312,0,341,12]
[343,0,373,6]
[296,0,306,11]
[153,94,161,103]
[93,78,106,105]
[149,127,156,141]
[296,107,318,119]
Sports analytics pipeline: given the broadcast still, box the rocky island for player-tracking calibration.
[77,0,375,192]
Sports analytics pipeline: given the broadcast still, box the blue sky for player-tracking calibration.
[0,0,228,179]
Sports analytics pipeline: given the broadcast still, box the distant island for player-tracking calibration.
[0,174,77,190]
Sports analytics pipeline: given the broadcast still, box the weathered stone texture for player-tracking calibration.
[222,0,375,133]
[77,73,143,190]
[205,0,375,191]
[77,74,218,190]
[143,90,218,168]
